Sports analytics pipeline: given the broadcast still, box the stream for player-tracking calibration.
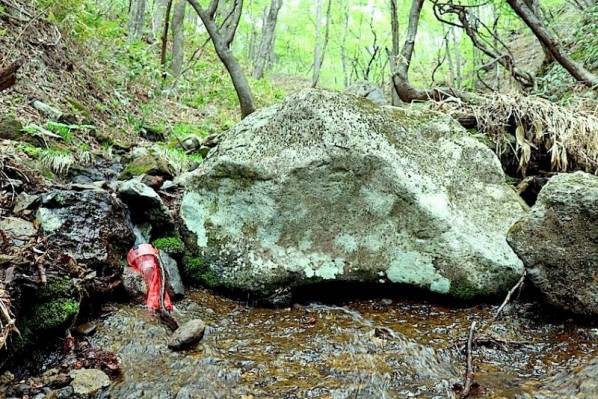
[89,288,597,399]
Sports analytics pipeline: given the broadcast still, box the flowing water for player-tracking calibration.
[90,289,597,399]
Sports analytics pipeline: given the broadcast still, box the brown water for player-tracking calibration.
[91,289,597,399]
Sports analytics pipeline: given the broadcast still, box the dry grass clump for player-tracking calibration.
[474,94,598,175]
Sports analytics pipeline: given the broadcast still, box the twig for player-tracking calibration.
[494,271,526,321]
[461,320,477,398]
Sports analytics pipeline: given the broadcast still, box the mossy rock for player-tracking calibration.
[120,154,174,180]
[0,116,24,141]
[153,235,185,255]
[67,98,94,124]
[7,277,80,358]
[182,253,220,288]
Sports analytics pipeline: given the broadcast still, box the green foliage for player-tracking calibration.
[172,122,204,139]
[153,236,185,254]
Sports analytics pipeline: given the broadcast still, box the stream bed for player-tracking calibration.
[91,289,597,399]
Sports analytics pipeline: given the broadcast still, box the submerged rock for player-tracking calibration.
[168,319,206,350]
[36,190,134,273]
[122,266,147,304]
[180,89,526,300]
[69,368,110,397]
[508,171,598,316]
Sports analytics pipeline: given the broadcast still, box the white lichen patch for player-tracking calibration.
[386,250,449,293]
[360,186,395,217]
[298,230,313,251]
[36,208,63,233]
[180,192,209,247]
[334,234,359,253]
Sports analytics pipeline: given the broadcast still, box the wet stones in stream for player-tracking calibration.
[168,319,206,350]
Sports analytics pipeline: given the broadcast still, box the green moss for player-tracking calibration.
[507,221,524,237]
[182,253,220,288]
[35,276,73,301]
[153,235,185,254]
[449,282,482,300]
[119,154,172,179]
[28,298,79,331]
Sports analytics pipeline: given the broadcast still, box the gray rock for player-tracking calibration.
[36,190,134,273]
[0,217,36,247]
[31,100,63,121]
[117,180,174,234]
[168,319,206,350]
[182,136,200,150]
[508,171,598,316]
[13,192,40,213]
[180,89,527,300]
[0,216,36,237]
[159,250,185,298]
[345,81,388,105]
[122,266,147,304]
[69,369,110,397]
[57,386,74,398]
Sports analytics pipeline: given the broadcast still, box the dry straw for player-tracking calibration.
[473,94,598,176]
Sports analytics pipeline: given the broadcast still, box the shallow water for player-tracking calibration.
[91,289,597,399]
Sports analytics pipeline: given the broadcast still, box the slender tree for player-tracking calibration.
[129,0,147,40]
[252,0,283,80]
[507,0,598,87]
[389,0,400,105]
[152,0,170,41]
[172,0,187,79]
[187,0,256,118]
[311,0,332,88]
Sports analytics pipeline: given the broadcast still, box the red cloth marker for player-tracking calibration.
[127,244,172,311]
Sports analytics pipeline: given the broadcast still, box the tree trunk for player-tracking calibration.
[160,0,174,70]
[129,0,147,40]
[340,2,349,87]
[171,0,186,79]
[187,0,256,118]
[389,0,400,105]
[152,0,169,41]
[507,0,598,87]
[311,0,332,88]
[252,0,283,80]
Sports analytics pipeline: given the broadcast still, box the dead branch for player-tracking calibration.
[0,59,23,92]
[454,334,530,349]
[461,320,477,398]
[494,271,526,321]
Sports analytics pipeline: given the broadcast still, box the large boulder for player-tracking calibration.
[180,89,527,300]
[36,190,134,273]
[508,171,598,316]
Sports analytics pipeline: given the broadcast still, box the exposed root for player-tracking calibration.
[0,288,19,350]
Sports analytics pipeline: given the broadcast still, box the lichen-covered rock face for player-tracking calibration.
[508,171,598,316]
[36,189,134,274]
[180,89,527,299]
